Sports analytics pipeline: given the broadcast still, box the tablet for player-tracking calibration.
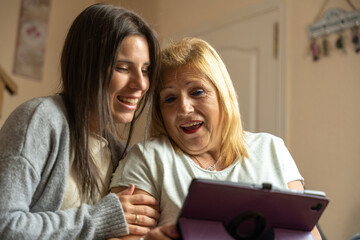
[177,179,329,240]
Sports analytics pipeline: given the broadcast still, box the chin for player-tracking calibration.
[113,113,134,124]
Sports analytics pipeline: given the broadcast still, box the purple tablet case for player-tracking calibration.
[177,179,329,240]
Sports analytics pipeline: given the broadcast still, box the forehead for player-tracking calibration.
[161,65,208,86]
[117,35,149,59]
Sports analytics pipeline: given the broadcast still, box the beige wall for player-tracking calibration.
[0,0,95,126]
[0,0,359,239]
[287,0,360,238]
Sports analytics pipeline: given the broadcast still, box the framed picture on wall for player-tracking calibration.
[13,0,52,81]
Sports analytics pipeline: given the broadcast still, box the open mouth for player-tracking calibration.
[117,96,138,106]
[180,121,203,133]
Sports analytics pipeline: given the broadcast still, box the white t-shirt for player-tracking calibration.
[110,132,303,225]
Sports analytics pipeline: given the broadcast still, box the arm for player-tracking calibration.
[109,138,166,237]
[287,180,322,240]
[0,98,128,239]
[0,143,129,240]
[111,185,160,237]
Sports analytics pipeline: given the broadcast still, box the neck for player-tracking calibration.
[191,154,221,171]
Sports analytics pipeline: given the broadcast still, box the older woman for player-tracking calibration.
[110,37,321,239]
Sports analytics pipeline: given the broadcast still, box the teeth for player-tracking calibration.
[181,122,202,128]
[118,97,138,105]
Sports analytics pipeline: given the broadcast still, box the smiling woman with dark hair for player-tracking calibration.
[0,4,178,240]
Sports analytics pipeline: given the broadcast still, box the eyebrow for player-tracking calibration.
[160,80,199,91]
[116,59,151,65]
[160,86,172,92]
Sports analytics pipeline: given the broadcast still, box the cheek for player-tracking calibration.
[161,109,175,130]
[144,78,150,92]
[161,111,170,126]
[109,88,116,101]
[160,105,168,119]
[112,81,122,91]
[109,75,126,94]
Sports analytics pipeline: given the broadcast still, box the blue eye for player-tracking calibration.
[192,89,204,96]
[165,96,176,103]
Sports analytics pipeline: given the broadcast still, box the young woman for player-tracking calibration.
[0,4,177,239]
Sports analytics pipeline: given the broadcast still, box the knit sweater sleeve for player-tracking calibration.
[0,96,129,239]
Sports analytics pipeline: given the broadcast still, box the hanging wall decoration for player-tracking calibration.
[307,0,360,61]
[13,0,52,81]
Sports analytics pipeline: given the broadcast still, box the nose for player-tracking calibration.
[129,69,149,92]
[179,95,194,115]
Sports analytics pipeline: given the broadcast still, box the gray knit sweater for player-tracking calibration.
[0,95,129,239]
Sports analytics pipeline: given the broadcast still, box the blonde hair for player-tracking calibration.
[150,37,248,166]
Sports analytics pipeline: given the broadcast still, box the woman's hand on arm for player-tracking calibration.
[287,180,322,240]
[111,184,160,236]
[143,223,179,240]
[108,223,179,240]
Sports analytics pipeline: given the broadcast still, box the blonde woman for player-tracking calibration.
[111,37,321,239]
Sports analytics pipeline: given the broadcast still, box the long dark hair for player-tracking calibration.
[60,3,160,202]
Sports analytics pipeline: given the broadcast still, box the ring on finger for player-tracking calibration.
[135,214,139,224]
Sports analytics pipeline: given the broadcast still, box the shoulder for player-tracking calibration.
[245,131,284,146]
[25,95,67,120]
[244,132,289,158]
[0,95,70,154]
[0,95,70,176]
[15,95,65,112]
[4,95,67,129]
[121,136,174,165]
[132,135,173,153]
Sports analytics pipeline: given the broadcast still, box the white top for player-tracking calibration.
[110,132,303,225]
[61,133,113,209]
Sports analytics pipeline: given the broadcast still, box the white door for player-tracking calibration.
[170,1,286,139]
